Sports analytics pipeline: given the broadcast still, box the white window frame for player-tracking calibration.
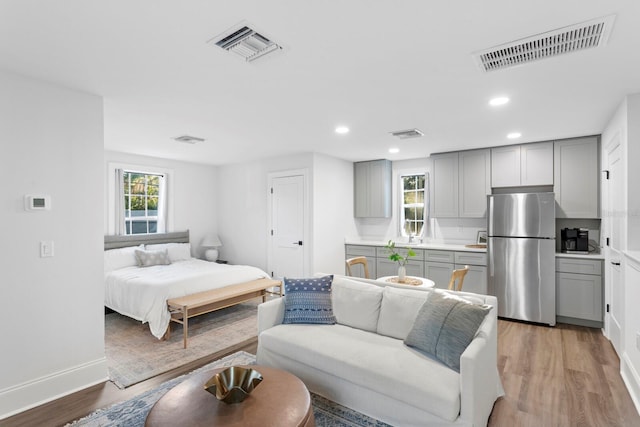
[107,162,174,235]
[399,172,427,238]
[123,170,163,235]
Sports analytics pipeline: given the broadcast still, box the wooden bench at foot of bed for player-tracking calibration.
[166,278,282,349]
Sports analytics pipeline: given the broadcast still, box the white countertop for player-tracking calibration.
[345,239,606,259]
[345,239,487,253]
[555,252,604,260]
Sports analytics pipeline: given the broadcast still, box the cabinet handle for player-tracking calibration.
[611,261,621,266]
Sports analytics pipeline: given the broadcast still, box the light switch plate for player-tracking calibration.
[40,241,54,257]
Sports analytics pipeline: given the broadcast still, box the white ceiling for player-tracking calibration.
[1,1,639,165]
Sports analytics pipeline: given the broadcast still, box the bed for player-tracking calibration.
[104,231,281,347]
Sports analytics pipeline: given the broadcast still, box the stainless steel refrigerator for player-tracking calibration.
[487,192,556,326]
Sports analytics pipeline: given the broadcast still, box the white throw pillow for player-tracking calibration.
[377,286,431,340]
[135,248,171,267]
[104,245,142,273]
[331,276,383,332]
[145,243,192,262]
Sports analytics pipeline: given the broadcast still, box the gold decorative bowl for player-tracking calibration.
[204,366,263,404]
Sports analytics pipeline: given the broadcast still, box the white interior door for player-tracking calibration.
[269,174,305,279]
[605,141,624,355]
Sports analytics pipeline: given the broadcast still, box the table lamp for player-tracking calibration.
[201,233,222,261]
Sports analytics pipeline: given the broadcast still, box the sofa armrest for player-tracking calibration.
[257,297,285,334]
[459,306,504,426]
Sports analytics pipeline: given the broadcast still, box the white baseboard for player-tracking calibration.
[621,353,640,416]
[0,357,108,420]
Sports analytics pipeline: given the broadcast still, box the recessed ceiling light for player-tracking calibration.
[489,97,510,107]
[507,132,522,139]
[335,126,349,134]
[389,147,400,154]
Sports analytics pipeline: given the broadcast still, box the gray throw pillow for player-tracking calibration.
[404,291,491,372]
[134,249,171,267]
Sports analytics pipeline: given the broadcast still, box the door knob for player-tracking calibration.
[292,241,303,246]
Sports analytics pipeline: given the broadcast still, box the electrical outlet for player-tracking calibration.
[40,241,54,257]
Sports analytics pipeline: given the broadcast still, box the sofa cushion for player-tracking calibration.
[260,323,461,421]
[377,286,430,340]
[404,291,491,372]
[331,276,383,332]
[282,275,336,324]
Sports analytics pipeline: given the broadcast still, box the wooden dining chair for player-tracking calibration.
[448,265,469,291]
[345,256,370,279]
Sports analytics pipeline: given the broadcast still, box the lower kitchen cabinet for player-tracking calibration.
[556,257,603,327]
[345,245,377,278]
[346,244,488,294]
[425,261,454,289]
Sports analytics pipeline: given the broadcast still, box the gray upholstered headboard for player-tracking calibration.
[104,230,190,250]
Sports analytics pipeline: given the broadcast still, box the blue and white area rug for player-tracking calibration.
[67,351,390,427]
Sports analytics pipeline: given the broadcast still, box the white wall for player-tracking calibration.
[312,153,358,274]
[103,151,218,258]
[0,71,106,418]
[217,153,314,272]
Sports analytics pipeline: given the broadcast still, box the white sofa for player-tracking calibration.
[256,275,504,427]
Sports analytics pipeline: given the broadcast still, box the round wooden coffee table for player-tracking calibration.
[145,365,315,427]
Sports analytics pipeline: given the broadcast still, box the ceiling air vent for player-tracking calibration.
[209,23,282,62]
[473,15,615,72]
[390,129,424,139]
[174,135,205,144]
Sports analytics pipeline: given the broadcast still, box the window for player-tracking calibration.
[400,174,426,237]
[122,171,164,235]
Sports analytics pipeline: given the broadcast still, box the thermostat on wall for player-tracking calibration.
[24,195,51,211]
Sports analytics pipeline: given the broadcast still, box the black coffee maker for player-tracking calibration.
[561,228,589,253]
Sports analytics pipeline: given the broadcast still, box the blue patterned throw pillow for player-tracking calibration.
[282,275,336,324]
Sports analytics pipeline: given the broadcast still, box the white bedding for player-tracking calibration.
[105,258,270,339]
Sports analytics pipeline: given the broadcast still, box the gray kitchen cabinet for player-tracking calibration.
[430,152,459,218]
[376,247,425,278]
[354,159,392,218]
[425,249,456,288]
[491,142,553,187]
[425,261,454,289]
[345,245,377,278]
[459,149,491,217]
[454,251,487,294]
[456,264,487,294]
[556,257,603,327]
[431,150,490,218]
[377,258,425,278]
[554,136,599,218]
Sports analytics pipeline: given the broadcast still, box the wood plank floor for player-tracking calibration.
[489,320,640,427]
[4,321,639,427]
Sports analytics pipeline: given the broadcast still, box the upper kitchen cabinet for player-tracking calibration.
[554,136,599,218]
[430,152,458,217]
[459,149,491,217]
[491,142,554,187]
[431,149,490,218]
[354,159,392,218]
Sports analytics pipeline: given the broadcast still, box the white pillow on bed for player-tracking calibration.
[145,243,192,262]
[104,245,143,272]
